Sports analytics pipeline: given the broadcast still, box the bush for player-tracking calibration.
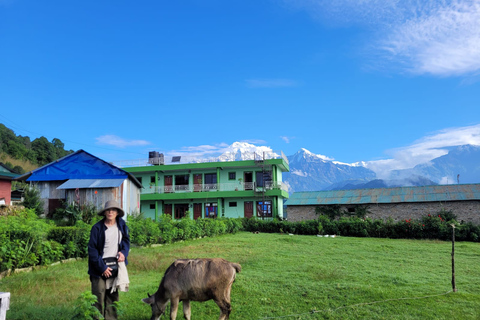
[53,202,98,226]
[22,186,45,216]
[127,213,162,246]
[243,210,467,242]
[47,225,90,258]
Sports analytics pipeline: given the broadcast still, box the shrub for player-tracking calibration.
[22,186,45,216]
[315,204,344,220]
[127,214,162,246]
[53,201,99,226]
[72,291,104,320]
[47,225,90,258]
[295,220,318,235]
[337,217,370,237]
[35,240,64,265]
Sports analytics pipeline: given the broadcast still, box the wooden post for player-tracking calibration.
[0,292,10,320]
[451,224,457,292]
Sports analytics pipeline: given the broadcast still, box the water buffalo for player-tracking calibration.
[142,258,241,320]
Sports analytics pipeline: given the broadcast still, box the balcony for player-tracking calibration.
[142,181,288,194]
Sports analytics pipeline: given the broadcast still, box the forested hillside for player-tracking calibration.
[0,124,74,174]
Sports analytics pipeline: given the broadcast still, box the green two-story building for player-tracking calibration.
[121,151,289,220]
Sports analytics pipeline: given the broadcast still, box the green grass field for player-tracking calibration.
[1,232,479,319]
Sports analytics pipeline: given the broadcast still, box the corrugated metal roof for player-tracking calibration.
[286,184,480,206]
[57,179,125,190]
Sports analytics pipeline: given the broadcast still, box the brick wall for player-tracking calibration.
[0,180,11,205]
[286,200,480,224]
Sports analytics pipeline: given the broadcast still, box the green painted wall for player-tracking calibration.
[125,158,289,220]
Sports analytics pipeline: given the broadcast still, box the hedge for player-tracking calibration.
[3,207,479,273]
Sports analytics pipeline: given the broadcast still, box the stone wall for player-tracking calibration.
[286,200,480,224]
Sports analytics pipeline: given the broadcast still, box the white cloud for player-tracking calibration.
[365,124,480,177]
[165,143,233,159]
[95,135,150,148]
[282,0,480,76]
[245,78,298,88]
[382,0,480,76]
[280,136,294,143]
[240,139,267,145]
[292,169,308,177]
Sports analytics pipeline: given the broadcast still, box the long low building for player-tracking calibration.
[286,184,480,224]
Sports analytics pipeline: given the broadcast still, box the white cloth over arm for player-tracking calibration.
[110,261,129,293]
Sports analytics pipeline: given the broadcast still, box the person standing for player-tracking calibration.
[88,200,130,319]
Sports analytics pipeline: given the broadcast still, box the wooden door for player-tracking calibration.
[175,204,189,219]
[194,174,202,192]
[165,175,173,193]
[244,201,253,218]
[193,203,202,219]
[164,204,172,216]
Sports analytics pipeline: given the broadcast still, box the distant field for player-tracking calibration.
[1,232,479,319]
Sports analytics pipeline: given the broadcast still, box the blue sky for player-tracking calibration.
[1,0,480,174]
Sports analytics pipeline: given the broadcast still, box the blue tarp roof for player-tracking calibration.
[16,150,141,187]
[286,184,480,206]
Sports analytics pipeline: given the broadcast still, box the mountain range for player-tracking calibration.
[219,142,480,193]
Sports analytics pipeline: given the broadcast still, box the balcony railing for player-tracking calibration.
[142,181,288,194]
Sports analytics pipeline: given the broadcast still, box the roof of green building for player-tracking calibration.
[286,184,480,206]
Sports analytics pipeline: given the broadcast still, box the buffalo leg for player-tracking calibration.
[170,298,179,320]
[214,299,232,320]
[182,300,191,320]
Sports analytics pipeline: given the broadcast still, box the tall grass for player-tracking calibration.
[1,232,479,319]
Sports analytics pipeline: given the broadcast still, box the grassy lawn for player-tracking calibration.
[1,232,480,319]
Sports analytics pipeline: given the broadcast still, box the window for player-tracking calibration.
[150,176,155,183]
[347,207,355,213]
[174,175,189,191]
[150,204,155,209]
[204,173,217,184]
[205,203,217,218]
[229,202,237,207]
[136,177,142,184]
[256,171,272,187]
[256,200,272,217]
[175,174,189,185]
[228,172,236,180]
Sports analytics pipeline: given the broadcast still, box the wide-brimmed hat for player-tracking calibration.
[98,200,125,218]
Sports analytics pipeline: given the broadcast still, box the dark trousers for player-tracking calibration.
[90,276,119,320]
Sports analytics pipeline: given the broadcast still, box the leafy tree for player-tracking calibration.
[12,165,25,174]
[0,123,74,165]
[0,124,17,153]
[31,136,56,164]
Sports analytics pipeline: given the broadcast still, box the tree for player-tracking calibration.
[31,136,56,164]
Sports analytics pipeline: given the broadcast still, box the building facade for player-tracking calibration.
[0,164,17,206]
[286,184,480,224]
[15,150,142,215]
[122,151,290,220]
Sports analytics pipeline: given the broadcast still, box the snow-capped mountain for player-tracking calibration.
[214,142,480,193]
[283,148,377,192]
[217,142,279,161]
[390,145,480,185]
